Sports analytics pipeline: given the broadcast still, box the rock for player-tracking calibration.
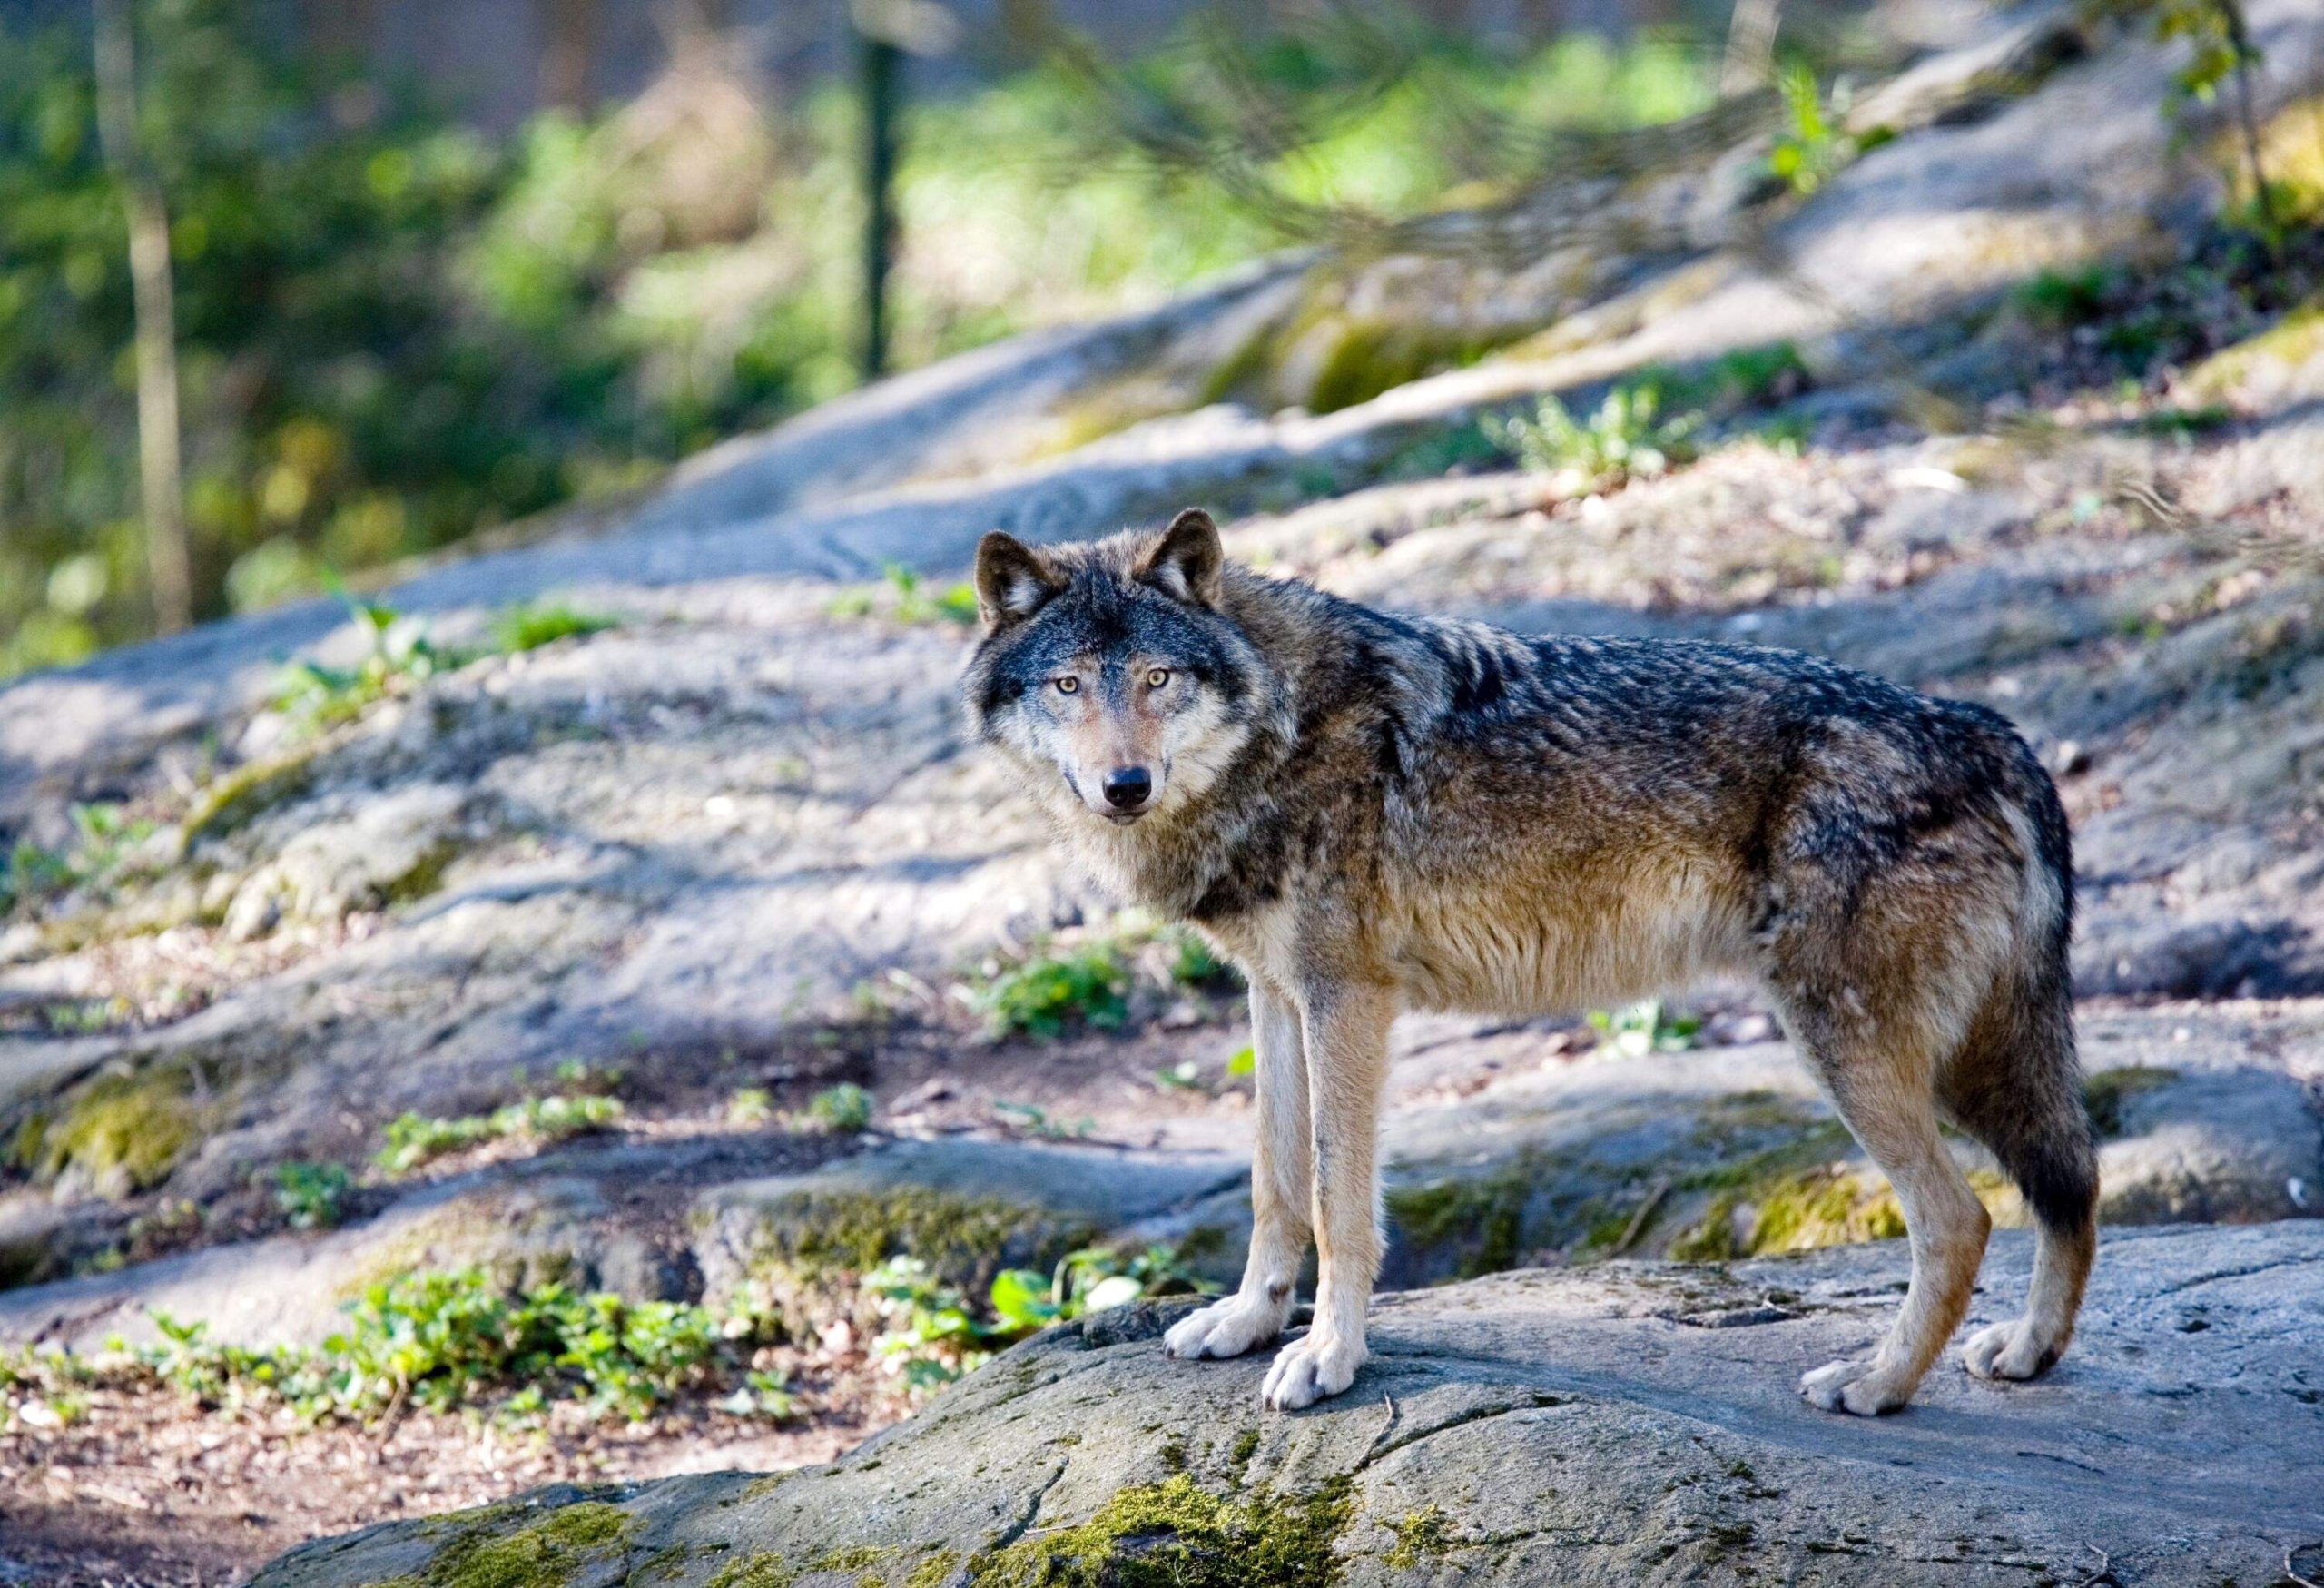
[1372,1019,2322,1279]
[0,1134,836,1351]
[222,783,467,940]
[2097,1067,2323,1224]
[694,1139,1248,1323]
[248,1221,2324,1587]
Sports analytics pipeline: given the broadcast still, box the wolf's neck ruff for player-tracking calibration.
[963,508,2096,1418]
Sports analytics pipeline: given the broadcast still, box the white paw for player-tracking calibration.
[1961,1318,2060,1382]
[1259,1332,1364,1411]
[1163,1296,1286,1362]
[1798,1356,1913,1416]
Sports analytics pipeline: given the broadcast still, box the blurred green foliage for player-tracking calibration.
[0,0,1714,679]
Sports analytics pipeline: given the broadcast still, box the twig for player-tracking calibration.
[2285,1543,2324,1588]
[1612,1179,1672,1256]
[369,1378,410,1459]
[2073,1543,2118,1587]
[1362,1392,1401,1464]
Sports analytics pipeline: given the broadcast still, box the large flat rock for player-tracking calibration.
[251,1221,2324,1586]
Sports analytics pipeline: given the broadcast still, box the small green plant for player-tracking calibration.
[1225,1045,1257,1080]
[133,1269,743,1424]
[868,1243,1212,1394]
[727,1087,775,1127]
[805,1082,875,1133]
[1,803,160,914]
[1692,343,1811,410]
[974,942,1131,1038]
[376,1091,624,1176]
[716,1367,796,1421]
[1,838,72,914]
[1587,999,1701,1056]
[1382,417,1507,481]
[885,563,981,626]
[862,1256,990,1393]
[1167,930,1240,991]
[65,802,156,875]
[1486,381,1701,488]
[273,592,458,733]
[551,1058,624,1095]
[2013,265,2120,329]
[1768,61,1842,195]
[2132,402,2233,436]
[271,1160,351,1230]
[494,602,617,654]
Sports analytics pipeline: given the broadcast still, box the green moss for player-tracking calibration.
[1679,1120,1855,1192]
[417,1501,633,1588]
[383,840,458,906]
[970,1475,1352,1588]
[29,1068,206,1194]
[706,1552,797,1588]
[1746,1169,1905,1253]
[2082,1066,2176,1138]
[753,1187,1076,1295]
[1383,1505,1456,1571]
[903,1551,961,1588]
[2186,302,2324,399]
[813,1544,895,1583]
[179,743,323,845]
[1385,1167,1531,1279]
[1667,1200,1741,1262]
[1671,1162,1909,1262]
[1305,319,1511,415]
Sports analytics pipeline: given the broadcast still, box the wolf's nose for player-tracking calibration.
[1101,766,1152,810]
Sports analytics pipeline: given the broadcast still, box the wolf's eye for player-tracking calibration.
[1054,676,1079,695]
[1146,667,1171,690]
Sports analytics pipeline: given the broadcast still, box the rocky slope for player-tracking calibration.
[251,1223,2324,1588]
[5,1,2324,1580]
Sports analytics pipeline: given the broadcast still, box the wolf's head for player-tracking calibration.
[962,508,1273,830]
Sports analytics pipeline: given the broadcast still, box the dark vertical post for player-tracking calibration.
[860,22,900,382]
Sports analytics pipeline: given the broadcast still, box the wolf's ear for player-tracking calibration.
[1137,508,1223,607]
[974,531,1062,629]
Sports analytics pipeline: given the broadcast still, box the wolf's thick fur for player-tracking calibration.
[964,509,2098,1415]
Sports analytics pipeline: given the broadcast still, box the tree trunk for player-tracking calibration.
[93,0,192,636]
[859,25,900,382]
[541,0,600,112]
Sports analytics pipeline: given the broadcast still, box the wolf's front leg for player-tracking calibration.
[1262,981,1393,1411]
[1166,977,1310,1363]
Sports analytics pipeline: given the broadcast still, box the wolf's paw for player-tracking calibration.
[1961,1318,2063,1382]
[1163,1296,1286,1362]
[1260,1332,1364,1411]
[1799,1357,1915,1416]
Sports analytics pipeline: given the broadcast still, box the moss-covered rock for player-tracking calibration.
[248,1228,2324,1588]
[394,1499,633,1588]
[15,1064,211,1198]
[969,1474,1351,1588]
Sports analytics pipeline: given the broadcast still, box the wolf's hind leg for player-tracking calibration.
[1944,981,2098,1383]
[1792,1044,1992,1416]
[1167,977,1310,1363]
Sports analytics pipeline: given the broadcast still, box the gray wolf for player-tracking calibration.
[962,508,2097,1415]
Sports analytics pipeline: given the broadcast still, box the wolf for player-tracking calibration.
[962,507,2097,1416]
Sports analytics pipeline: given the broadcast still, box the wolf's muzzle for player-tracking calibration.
[1101,765,1153,815]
